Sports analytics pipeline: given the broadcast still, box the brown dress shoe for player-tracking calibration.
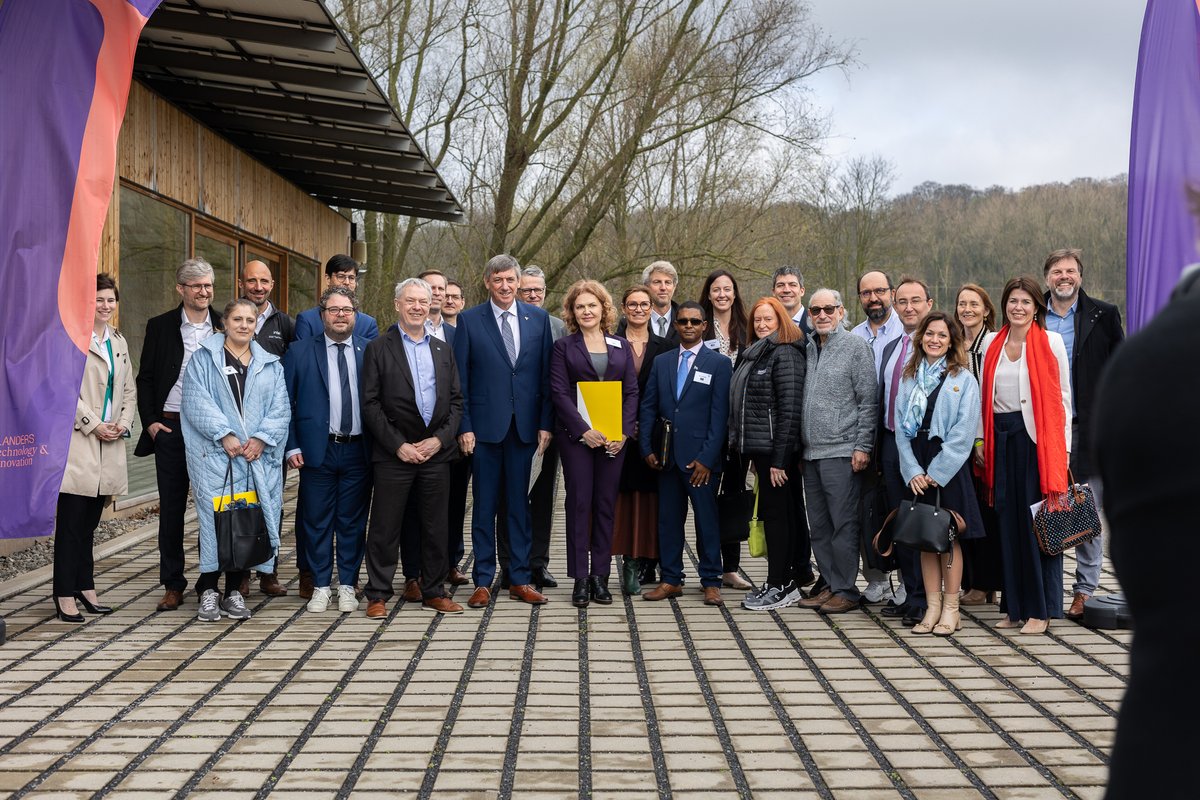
[703,587,724,606]
[643,583,683,601]
[467,586,491,608]
[819,595,859,615]
[402,579,423,603]
[508,584,548,604]
[423,596,464,614]
[1066,592,1090,619]
[156,589,184,611]
[798,588,833,609]
[365,599,387,618]
[447,568,470,587]
[298,571,315,600]
[258,573,288,596]
[239,576,250,597]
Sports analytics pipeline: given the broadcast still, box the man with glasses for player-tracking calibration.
[772,266,813,336]
[441,278,471,586]
[639,301,732,606]
[442,280,465,327]
[851,270,902,374]
[294,254,380,342]
[136,258,223,612]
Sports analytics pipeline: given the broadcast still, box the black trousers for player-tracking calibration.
[153,424,191,592]
[53,493,106,596]
[787,457,815,584]
[880,430,926,612]
[365,458,451,601]
[496,438,557,573]
[197,571,249,597]
[447,453,471,568]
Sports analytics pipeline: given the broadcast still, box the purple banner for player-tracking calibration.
[1127,0,1200,331]
[0,0,159,539]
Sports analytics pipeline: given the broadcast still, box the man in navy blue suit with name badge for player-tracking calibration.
[639,301,732,606]
[453,254,555,608]
[283,287,371,613]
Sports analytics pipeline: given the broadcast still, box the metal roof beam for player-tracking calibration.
[279,171,453,202]
[197,111,414,151]
[150,8,339,52]
[232,135,427,170]
[144,78,394,126]
[136,45,371,94]
[315,195,465,221]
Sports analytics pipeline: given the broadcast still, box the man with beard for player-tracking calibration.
[851,270,903,374]
[1043,248,1123,620]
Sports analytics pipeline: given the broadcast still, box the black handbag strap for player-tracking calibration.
[918,374,949,431]
[219,453,261,510]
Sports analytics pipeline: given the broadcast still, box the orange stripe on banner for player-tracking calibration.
[57,0,150,354]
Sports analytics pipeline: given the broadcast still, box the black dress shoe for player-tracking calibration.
[903,607,926,626]
[74,593,114,614]
[53,597,84,623]
[638,562,658,585]
[572,579,590,608]
[880,601,907,617]
[500,569,511,590]
[589,575,613,605]
[533,566,558,589]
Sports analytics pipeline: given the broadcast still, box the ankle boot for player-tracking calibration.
[911,590,943,635]
[589,575,613,605]
[572,579,590,608]
[621,557,641,596]
[933,592,961,636]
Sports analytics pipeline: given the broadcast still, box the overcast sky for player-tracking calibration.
[805,0,1147,194]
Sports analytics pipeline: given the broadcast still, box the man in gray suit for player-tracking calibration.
[497,266,563,588]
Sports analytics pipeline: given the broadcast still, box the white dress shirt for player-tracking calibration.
[324,334,362,435]
[164,309,213,413]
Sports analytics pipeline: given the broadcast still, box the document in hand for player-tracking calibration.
[576,380,624,441]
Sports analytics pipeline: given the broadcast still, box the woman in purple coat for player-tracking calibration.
[551,280,639,607]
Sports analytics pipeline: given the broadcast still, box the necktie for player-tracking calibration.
[657,316,668,337]
[887,334,910,430]
[336,343,353,435]
[676,351,693,399]
[501,311,517,363]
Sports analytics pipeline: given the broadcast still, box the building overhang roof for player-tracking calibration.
[136,0,464,222]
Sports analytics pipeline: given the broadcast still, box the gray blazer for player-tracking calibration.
[802,327,877,460]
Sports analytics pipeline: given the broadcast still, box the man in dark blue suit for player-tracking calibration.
[453,254,554,608]
[294,254,380,342]
[639,301,733,606]
[283,287,372,614]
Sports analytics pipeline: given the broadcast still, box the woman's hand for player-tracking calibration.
[242,437,265,462]
[973,443,985,468]
[581,429,607,449]
[908,474,935,495]
[604,438,626,456]
[221,434,243,458]
[768,467,788,487]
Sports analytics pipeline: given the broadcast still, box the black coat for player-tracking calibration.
[1044,288,1124,475]
[134,304,222,457]
[618,332,672,491]
[727,336,806,469]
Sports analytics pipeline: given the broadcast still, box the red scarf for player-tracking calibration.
[979,324,1070,509]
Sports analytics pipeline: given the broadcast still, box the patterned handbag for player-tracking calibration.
[1033,473,1102,556]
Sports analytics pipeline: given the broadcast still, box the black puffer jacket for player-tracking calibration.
[728,335,806,468]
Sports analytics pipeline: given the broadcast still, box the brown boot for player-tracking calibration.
[155,589,183,612]
[238,575,250,597]
[298,571,315,600]
[1065,592,1089,619]
[259,572,288,597]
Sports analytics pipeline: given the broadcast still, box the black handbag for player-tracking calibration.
[875,489,965,563]
[717,467,754,544]
[214,456,273,572]
[1033,472,1102,556]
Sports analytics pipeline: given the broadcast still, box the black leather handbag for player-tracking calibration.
[875,488,965,564]
[214,456,273,572]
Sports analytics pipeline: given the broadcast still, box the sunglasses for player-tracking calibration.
[808,305,840,317]
[675,318,705,327]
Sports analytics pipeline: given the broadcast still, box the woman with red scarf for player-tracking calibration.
[974,276,1072,635]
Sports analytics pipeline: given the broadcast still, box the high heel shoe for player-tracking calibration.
[933,593,961,637]
[911,591,942,635]
[74,592,114,614]
[53,597,84,623]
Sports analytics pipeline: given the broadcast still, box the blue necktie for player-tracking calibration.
[336,342,353,435]
[500,311,517,364]
[676,351,693,400]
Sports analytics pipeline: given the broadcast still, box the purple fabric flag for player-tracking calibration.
[0,0,160,539]
[1127,0,1200,331]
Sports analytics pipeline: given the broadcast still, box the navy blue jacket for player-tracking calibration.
[282,333,371,469]
[293,306,379,342]
[639,345,732,471]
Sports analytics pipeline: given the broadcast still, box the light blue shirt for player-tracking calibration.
[1045,300,1077,414]
[851,309,902,377]
[324,335,362,435]
[401,330,437,426]
[490,300,521,359]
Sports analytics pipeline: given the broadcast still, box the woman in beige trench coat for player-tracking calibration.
[53,274,136,622]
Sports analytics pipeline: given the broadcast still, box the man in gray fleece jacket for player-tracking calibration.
[797,288,878,614]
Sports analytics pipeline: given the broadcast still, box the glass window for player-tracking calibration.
[246,250,283,309]
[196,229,238,309]
[288,255,319,316]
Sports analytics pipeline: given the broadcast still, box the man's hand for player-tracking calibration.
[414,437,442,458]
[287,453,305,470]
[242,437,265,462]
[537,429,552,456]
[973,443,985,468]
[148,421,172,439]
[221,434,243,458]
[851,450,870,473]
[398,442,426,464]
[457,432,476,456]
[688,460,712,487]
[644,453,661,470]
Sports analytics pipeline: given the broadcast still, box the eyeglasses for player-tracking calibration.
[624,301,651,311]
[675,318,705,327]
[858,288,889,299]
[328,272,357,284]
[808,305,840,317]
[180,282,214,293]
[518,287,545,296]
[894,298,928,308]
[321,306,356,316]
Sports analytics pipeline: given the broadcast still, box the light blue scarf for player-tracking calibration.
[900,356,947,438]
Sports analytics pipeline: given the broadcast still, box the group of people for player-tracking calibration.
[52,247,1122,635]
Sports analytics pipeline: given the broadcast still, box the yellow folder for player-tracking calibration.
[577,381,624,441]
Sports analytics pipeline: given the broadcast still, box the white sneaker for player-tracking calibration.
[307,586,332,612]
[337,584,358,613]
[863,579,891,604]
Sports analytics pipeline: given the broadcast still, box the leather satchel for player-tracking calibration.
[1033,472,1102,556]
[874,489,964,563]
[651,417,673,469]
[214,456,273,572]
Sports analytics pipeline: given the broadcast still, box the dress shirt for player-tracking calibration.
[676,341,704,371]
[490,299,521,359]
[425,316,447,342]
[1045,300,1078,415]
[254,301,274,334]
[881,331,913,432]
[851,309,902,376]
[401,329,437,426]
[325,334,362,435]
[164,309,213,412]
[651,307,674,338]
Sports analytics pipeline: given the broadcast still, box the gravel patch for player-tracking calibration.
[0,506,161,582]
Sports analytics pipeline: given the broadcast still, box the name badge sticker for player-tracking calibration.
[222,366,239,376]
[693,371,712,385]
[605,337,622,348]
[703,339,720,349]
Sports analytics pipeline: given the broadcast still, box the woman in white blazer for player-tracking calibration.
[974,276,1072,635]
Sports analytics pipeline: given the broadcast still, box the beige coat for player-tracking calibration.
[60,327,137,497]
